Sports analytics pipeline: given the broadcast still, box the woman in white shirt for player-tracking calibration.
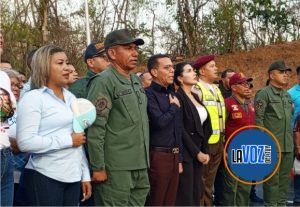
[17,45,91,206]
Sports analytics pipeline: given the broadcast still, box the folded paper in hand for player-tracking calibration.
[71,98,96,133]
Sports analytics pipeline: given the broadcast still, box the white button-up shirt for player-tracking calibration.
[17,87,90,183]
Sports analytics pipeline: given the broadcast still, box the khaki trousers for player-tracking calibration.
[201,140,223,206]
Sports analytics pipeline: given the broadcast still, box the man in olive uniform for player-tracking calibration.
[69,41,110,98]
[86,29,149,206]
[254,60,293,206]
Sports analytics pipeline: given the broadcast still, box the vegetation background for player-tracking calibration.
[1,0,300,90]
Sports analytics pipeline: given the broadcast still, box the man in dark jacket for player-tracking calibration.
[146,54,183,206]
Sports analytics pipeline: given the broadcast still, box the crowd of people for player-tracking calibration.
[0,28,299,206]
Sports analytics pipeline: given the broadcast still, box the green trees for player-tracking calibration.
[246,0,291,45]
[0,0,299,73]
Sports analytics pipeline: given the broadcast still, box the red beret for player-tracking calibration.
[192,55,215,69]
[229,72,253,87]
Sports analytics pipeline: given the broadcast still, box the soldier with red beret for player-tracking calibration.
[192,55,226,206]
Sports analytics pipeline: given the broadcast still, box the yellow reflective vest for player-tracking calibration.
[195,82,226,144]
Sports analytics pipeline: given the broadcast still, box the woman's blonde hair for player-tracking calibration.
[31,45,64,89]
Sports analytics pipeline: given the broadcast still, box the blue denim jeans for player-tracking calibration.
[12,152,30,205]
[1,148,14,207]
[12,152,30,170]
[22,169,81,206]
[14,169,29,206]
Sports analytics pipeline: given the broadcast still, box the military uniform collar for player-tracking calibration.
[110,65,136,85]
[86,70,96,78]
[269,84,283,95]
[231,94,248,105]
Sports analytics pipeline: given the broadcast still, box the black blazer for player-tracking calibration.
[176,87,212,163]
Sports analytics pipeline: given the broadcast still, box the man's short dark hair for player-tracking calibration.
[147,54,170,73]
[221,68,235,78]
[296,65,300,75]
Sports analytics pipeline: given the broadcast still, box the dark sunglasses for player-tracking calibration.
[236,82,253,89]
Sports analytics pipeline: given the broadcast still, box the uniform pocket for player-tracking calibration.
[285,100,293,121]
[110,87,141,131]
[110,97,134,131]
[269,100,282,119]
[121,95,140,123]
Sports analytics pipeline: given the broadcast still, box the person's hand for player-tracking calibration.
[179,162,183,174]
[71,133,86,147]
[93,170,108,183]
[81,181,92,202]
[197,152,210,165]
[203,154,210,165]
[169,94,180,107]
[9,138,20,153]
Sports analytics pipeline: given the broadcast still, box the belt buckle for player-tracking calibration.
[172,148,179,154]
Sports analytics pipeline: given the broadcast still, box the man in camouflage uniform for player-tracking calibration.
[69,42,110,98]
[86,29,149,206]
[254,60,293,206]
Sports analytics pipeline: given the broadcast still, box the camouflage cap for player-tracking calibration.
[268,60,292,73]
[104,29,144,49]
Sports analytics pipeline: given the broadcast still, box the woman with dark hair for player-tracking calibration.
[174,62,212,206]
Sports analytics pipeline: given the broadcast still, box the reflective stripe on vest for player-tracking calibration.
[202,101,225,107]
[196,82,226,144]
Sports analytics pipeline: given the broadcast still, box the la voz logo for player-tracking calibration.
[224,126,281,185]
[231,145,271,164]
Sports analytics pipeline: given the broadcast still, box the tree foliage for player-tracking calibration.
[1,0,300,74]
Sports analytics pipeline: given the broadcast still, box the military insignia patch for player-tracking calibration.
[232,112,242,119]
[232,105,239,111]
[255,100,264,111]
[95,97,108,113]
[94,42,104,49]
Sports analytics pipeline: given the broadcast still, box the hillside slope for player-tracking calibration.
[137,40,300,92]
[215,40,300,91]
